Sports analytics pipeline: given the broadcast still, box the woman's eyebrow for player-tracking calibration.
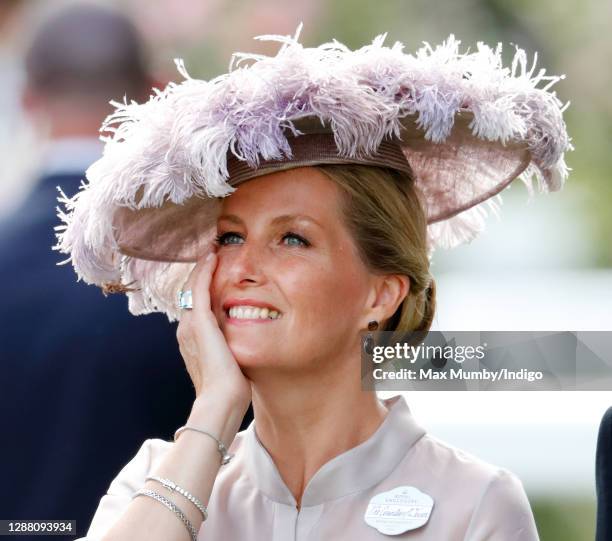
[218,213,323,228]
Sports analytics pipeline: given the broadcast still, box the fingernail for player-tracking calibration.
[206,252,214,262]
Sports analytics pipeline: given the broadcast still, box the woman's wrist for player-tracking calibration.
[187,390,250,447]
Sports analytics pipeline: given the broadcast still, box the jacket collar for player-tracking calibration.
[243,394,426,507]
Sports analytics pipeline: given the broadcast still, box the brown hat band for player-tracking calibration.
[226,132,414,186]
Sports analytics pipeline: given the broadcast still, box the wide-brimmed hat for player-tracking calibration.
[54,27,572,320]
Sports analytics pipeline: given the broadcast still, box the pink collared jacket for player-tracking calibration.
[79,395,539,540]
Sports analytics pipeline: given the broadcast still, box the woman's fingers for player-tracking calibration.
[176,250,216,391]
[175,247,251,405]
[179,249,217,318]
[192,251,218,323]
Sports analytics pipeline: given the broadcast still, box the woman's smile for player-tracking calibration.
[225,306,283,325]
[222,297,284,324]
[226,315,282,325]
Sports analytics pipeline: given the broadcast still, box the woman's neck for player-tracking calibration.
[249,370,389,509]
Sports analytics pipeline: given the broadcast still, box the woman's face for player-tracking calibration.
[209,166,377,372]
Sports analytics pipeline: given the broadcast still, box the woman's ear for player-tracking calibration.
[365,274,410,326]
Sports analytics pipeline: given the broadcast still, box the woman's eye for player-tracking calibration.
[282,232,310,247]
[214,232,243,245]
[214,231,310,247]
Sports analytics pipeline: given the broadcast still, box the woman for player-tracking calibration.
[59,29,571,540]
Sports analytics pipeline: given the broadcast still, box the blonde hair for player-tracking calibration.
[315,164,436,334]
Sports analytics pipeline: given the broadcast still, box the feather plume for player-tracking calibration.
[54,28,572,320]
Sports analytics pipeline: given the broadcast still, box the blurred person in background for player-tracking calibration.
[0,0,36,219]
[0,3,251,538]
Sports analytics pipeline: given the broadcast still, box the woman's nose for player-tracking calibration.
[225,241,267,285]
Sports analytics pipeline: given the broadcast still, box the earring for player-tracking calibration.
[364,320,379,355]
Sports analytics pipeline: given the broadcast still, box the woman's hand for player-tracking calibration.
[176,250,252,410]
[102,254,249,541]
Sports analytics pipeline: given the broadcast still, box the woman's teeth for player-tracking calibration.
[228,306,282,320]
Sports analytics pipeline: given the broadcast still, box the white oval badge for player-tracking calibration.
[364,486,434,535]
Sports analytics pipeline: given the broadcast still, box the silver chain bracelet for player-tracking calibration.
[174,425,235,465]
[146,475,208,521]
[133,488,198,541]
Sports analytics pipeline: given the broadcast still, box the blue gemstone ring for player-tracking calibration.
[177,289,193,310]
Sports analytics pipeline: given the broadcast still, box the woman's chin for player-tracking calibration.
[227,339,278,367]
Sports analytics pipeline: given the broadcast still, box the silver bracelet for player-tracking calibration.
[174,425,234,465]
[146,475,208,521]
[133,488,198,541]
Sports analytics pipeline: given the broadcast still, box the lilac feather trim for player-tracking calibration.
[53,26,572,319]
